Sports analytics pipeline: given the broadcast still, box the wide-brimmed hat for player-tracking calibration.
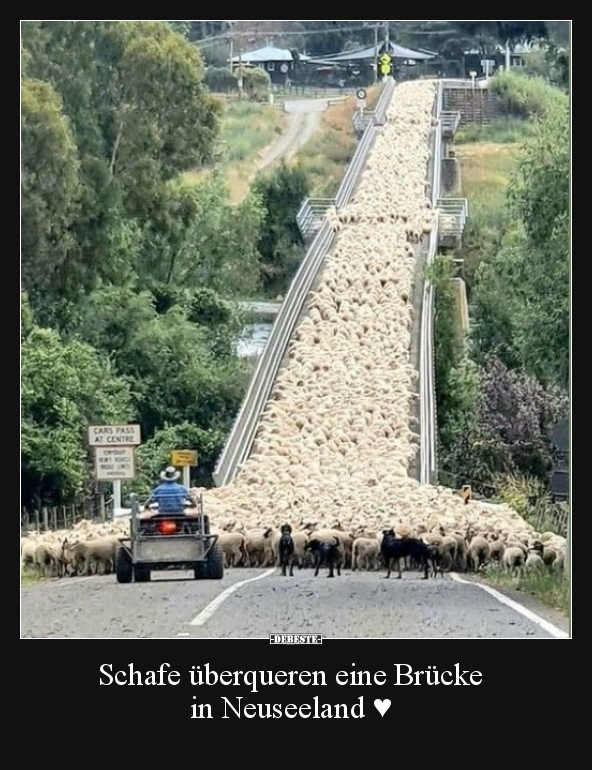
[160,466,181,481]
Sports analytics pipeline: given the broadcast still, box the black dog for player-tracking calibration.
[380,530,430,580]
[305,536,341,578]
[278,524,295,577]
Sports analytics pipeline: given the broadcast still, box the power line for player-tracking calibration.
[194,24,386,48]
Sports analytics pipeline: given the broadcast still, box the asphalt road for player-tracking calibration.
[20,568,569,639]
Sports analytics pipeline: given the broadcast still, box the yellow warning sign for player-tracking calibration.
[379,52,392,76]
[171,450,198,467]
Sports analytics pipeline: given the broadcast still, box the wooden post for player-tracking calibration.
[35,508,40,533]
[42,507,49,531]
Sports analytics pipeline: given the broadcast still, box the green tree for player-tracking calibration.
[471,93,569,387]
[21,20,223,315]
[252,162,308,294]
[21,78,82,310]
[21,293,135,508]
[237,66,271,100]
[76,286,250,438]
[138,174,263,295]
[166,21,192,38]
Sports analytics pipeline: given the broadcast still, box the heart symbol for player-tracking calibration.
[374,698,391,717]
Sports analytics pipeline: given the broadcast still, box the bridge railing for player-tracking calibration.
[419,80,444,486]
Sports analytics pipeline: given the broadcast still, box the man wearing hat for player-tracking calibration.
[145,466,195,516]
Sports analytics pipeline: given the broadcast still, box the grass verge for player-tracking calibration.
[476,563,569,616]
[455,139,521,288]
[21,567,41,587]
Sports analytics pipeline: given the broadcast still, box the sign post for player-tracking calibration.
[356,88,367,118]
[89,424,141,517]
[171,450,199,488]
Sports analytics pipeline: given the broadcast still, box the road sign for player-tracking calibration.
[171,450,199,467]
[95,446,135,481]
[88,424,141,446]
[356,88,367,100]
[379,53,392,77]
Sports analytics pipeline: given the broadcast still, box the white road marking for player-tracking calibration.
[189,569,276,627]
[450,573,569,638]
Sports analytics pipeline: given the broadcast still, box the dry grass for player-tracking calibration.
[455,143,517,203]
[292,84,382,198]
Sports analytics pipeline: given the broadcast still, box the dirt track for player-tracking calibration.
[255,98,332,171]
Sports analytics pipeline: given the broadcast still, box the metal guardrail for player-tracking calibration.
[436,198,469,238]
[296,198,336,242]
[213,80,395,488]
[440,110,461,139]
[352,110,376,136]
[419,80,444,486]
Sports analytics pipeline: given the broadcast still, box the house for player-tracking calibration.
[463,42,536,78]
[229,45,296,84]
[306,41,435,85]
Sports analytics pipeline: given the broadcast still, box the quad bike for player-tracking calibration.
[115,493,223,584]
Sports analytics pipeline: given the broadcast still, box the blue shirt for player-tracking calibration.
[149,481,190,514]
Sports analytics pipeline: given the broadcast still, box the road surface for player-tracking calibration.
[21,568,569,639]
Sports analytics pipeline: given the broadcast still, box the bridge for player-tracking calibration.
[212,78,468,496]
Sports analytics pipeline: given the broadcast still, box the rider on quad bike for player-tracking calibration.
[143,466,197,517]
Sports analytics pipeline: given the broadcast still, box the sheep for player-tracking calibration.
[217,531,247,568]
[244,528,275,568]
[467,535,491,573]
[524,542,546,573]
[502,546,526,576]
[62,536,119,576]
[352,537,380,571]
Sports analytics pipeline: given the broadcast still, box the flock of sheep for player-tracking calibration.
[21,80,567,583]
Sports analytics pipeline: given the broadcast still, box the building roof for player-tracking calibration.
[230,46,293,63]
[307,41,435,65]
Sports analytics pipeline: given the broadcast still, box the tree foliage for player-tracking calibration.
[21,19,223,320]
[472,96,570,387]
[138,175,263,294]
[21,293,134,508]
[251,162,309,294]
[439,357,567,494]
[21,78,82,310]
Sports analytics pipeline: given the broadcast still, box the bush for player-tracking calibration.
[237,66,272,100]
[252,162,309,294]
[205,66,237,93]
[489,70,568,119]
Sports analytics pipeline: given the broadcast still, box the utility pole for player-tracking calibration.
[385,20,390,50]
[374,25,379,83]
[228,20,236,73]
[238,47,244,99]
